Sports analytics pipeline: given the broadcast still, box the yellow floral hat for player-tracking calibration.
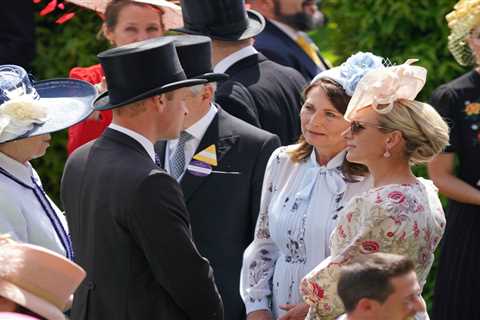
[446,0,480,66]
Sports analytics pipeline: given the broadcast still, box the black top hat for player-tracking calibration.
[167,35,229,82]
[172,0,265,41]
[93,37,207,111]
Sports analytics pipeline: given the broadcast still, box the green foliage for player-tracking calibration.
[32,7,108,205]
[314,0,468,99]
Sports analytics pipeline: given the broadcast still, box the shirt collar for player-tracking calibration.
[310,148,347,169]
[108,123,156,163]
[0,152,35,187]
[270,19,299,41]
[214,46,259,73]
[185,104,217,140]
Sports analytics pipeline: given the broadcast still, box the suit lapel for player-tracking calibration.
[181,109,239,201]
[154,140,167,168]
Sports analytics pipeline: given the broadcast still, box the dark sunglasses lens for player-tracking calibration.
[351,121,365,133]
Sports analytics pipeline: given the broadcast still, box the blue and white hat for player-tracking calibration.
[312,52,385,96]
[0,65,96,143]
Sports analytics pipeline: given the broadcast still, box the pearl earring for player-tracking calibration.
[383,150,391,158]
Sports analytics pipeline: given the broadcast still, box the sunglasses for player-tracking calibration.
[349,120,388,134]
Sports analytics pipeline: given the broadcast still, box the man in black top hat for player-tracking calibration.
[156,35,281,320]
[61,38,223,320]
[174,0,307,146]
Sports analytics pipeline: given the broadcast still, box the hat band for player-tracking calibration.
[185,17,249,36]
[108,70,187,105]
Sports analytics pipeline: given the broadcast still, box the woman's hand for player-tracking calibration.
[278,303,309,320]
[247,310,274,320]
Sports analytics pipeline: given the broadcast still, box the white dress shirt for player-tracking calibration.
[109,123,156,163]
[214,46,259,74]
[0,152,70,257]
[164,104,218,181]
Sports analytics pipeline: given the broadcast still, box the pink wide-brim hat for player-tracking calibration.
[0,313,39,320]
[0,239,86,320]
[66,0,183,31]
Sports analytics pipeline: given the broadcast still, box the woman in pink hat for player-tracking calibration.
[0,235,86,320]
[67,0,182,155]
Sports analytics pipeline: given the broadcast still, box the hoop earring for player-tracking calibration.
[383,150,391,158]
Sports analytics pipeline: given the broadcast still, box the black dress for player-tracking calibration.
[431,70,480,320]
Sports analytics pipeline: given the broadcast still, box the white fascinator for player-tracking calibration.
[344,59,427,120]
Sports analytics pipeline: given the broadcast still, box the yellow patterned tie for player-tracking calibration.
[296,35,322,66]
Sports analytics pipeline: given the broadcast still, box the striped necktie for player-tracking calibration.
[169,131,192,180]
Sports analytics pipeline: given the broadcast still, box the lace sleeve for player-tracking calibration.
[240,147,284,314]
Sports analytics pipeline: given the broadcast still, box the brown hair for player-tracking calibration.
[102,0,165,32]
[289,78,368,181]
[337,253,416,313]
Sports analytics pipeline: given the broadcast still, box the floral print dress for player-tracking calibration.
[300,178,446,320]
[240,145,372,318]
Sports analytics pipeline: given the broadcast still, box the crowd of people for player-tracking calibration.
[0,0,479,319]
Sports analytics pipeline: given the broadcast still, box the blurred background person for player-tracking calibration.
[247,0,329,81]
[337,253,425,320]
[66,0,182,155]
[301,61,449,320]
[240,52,383,320]
[0,64,95,258]
[0,235,86,320]
[428,1,480,319]
[0,1,36,69]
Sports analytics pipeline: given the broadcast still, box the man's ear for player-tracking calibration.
[202,84,214,102]
[152,94,166,113]
[356,297,380,314]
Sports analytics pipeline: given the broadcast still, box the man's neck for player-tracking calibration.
[212,40,251,66]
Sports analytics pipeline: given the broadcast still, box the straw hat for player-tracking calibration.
[0,236,86,320]
[446,0,480,66]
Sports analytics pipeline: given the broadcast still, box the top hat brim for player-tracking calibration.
[198,72,229,83]
[172,10,266,41]
[93,78,207,111]
[2,79,96,144]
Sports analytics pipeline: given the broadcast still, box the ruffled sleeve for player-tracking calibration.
[300,186,432,320]
[240,147,285,314]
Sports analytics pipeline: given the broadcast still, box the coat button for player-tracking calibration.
[87,281,96,290]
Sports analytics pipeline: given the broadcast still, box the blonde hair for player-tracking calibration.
[377,99,450,164]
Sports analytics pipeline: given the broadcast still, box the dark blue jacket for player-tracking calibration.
[254,19,329,81]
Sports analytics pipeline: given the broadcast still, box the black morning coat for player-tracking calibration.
[215,52,307,146]
[61,128,224,320]
[156,107,281,320]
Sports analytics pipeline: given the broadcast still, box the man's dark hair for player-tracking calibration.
[337,253,415,313]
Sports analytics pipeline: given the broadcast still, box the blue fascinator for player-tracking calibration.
[312,52,385,96]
